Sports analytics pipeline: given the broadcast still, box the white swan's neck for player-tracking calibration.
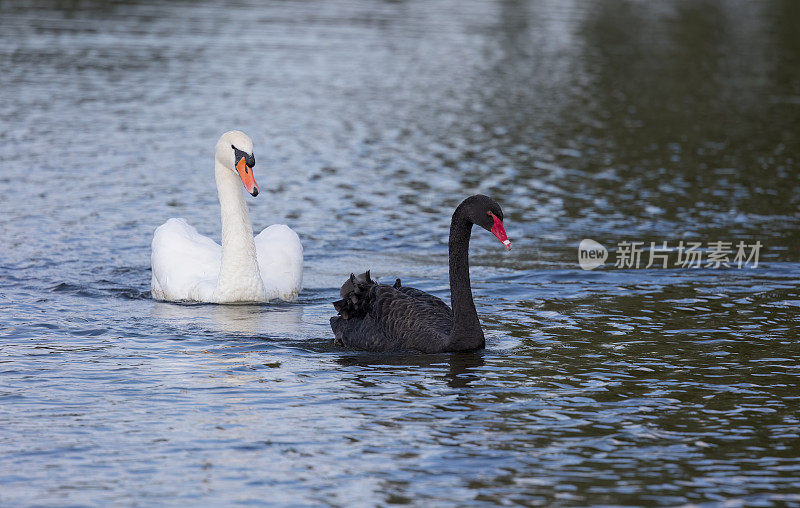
[213,160,266,302]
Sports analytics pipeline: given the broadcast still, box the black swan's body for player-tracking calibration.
[330,195,510,353]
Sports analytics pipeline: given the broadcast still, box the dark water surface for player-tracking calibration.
[1,0,799,505]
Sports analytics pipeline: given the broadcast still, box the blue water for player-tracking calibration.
[1,0,799,505]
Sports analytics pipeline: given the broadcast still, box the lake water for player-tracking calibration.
[1,0,799,505]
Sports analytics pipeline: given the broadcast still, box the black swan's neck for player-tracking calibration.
[448,205,485,351]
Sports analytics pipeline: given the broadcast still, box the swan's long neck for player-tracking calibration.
[213,160,265,301]
[447,206,485,351]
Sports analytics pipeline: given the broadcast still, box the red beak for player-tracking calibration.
[489,212,511,250]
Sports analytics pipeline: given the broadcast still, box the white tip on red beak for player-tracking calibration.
[503,239,511,250]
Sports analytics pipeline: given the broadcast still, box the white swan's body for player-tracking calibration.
[151,131,303,303]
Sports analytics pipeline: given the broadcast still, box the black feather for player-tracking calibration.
[330,270,454,353]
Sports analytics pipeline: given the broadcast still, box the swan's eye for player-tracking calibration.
[231,145,254,168]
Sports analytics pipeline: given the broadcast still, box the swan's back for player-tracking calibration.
[330,272,454,353]
[255,224,303,301]
[151,218,220,301]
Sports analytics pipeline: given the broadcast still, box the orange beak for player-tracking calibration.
[236,157,259,197]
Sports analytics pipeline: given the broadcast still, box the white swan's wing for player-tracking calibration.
[151,218,220,302]
[254,224,303,301]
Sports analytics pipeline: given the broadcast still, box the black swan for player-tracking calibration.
[330,194,511,353]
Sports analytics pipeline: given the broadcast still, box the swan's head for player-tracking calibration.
[461,194,511,250]
[215,130,258,196]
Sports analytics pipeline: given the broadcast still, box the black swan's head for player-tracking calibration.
[461,194,511,250]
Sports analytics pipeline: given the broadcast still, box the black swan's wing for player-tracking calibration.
[330,272,453,353]
[397,287,449,308]
[393,277,453,312]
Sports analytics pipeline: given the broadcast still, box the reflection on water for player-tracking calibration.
[337,351,487,389]
[0,0,799,505]
[152,301,305,337]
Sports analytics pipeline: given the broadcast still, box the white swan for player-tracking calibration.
[151,131,303,303]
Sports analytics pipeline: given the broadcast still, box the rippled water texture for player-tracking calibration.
[1,0,799,505]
